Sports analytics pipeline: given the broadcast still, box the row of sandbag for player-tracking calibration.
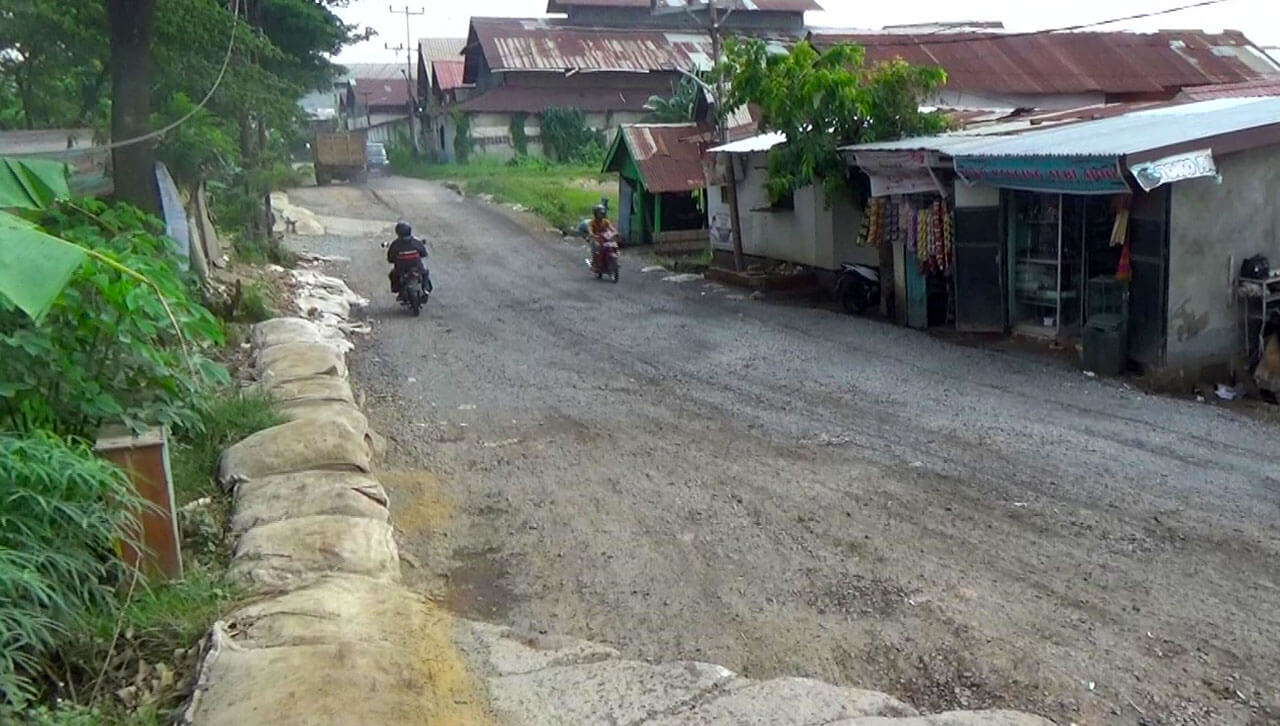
[183,317,444,725]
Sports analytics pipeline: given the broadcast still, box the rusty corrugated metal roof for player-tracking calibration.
[469,17,717,73]
[432,61,468,92]
[547,0,821,10]
[613,123,707,192]
[455,82,666,113]
[809,30,1280,96]
[351,77,413,108]
[1179,77,1280,100]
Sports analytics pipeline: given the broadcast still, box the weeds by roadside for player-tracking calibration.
[390,155,618,232]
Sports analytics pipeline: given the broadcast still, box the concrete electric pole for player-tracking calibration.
[388,5,425,153]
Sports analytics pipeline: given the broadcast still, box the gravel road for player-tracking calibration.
[284,178,1280,725]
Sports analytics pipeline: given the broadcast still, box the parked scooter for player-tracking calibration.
[834,262,880,314]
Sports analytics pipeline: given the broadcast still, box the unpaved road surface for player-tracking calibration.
[285,178,1280,725]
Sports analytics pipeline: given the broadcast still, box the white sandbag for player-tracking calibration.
[250,375,355,406]
[230,515,399,591]
[254,341,346,380]
[218,418,371,489]
[184,625,433,726]
[230,471,388,536]
[221,574,425,648]
[275,399,368,432]
[250,317,324,350]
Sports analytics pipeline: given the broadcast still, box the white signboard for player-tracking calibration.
[868,169,939,197]
[1129,149,1217,192]
[854,150,945,197]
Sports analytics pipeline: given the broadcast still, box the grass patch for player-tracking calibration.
[3,387,279,724]
[392,156,618,232]
[235,281,275,323]
[171,390,283,506]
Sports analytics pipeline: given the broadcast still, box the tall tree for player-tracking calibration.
[106,0,160,214]
[719,39,949,202]
[0,0,107,129]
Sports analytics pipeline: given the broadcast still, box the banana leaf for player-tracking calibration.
[0,157,84,320]
[0,157,71,211]
[0,210,86,322]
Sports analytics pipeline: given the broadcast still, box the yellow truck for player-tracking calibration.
[312,130,368,185]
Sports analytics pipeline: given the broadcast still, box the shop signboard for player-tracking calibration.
[954,155,1130,194]
[853,150,945,197]
[1128,149,1216,192]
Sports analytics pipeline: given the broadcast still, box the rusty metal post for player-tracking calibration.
[95,426,183,580]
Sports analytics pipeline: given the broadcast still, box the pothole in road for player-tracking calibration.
[444,547,518,622]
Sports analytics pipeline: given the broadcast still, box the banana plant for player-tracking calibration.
[0,157,199,376]
[0,158,87,321]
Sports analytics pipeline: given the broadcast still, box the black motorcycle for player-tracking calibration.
[834,262,880,314]
[396,265,431,316]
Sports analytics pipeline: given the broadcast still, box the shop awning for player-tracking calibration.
[844,97,1280,194]
[953,155,1130,195]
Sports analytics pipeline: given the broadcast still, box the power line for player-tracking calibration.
[813,0,1236,47]
[9,0,241,158]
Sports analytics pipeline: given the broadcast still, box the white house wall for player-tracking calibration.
[455,110,647,161]
[708,151,870,271]
[1167,144,1280,374]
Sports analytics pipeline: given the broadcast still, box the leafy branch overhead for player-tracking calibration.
[718,39,950,201]
[644,73,704,124]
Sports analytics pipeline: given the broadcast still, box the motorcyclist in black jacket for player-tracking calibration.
[386,221,430,293]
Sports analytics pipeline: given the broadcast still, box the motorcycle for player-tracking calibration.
[382,241,432,316]
[396,265,431,316]
[834,262,880,314]
[586,230,620,284]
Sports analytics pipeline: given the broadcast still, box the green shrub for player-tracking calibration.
[235,282,275,323]
[452,110,473,163]
[0,433,141,710]
[509,112,530,156]
[541,107,605,165]
[0,200,228,439]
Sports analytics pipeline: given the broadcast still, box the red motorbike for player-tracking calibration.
[587,231,620,283]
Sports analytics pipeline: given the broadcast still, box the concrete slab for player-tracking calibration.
[647,677,918,725]
[831,711,1057,726]
[487,659,735,726]
[454,619,621,678]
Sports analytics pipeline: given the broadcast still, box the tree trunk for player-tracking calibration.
[106,0,160,215]
[77,65,111,125]
[17,63,35,130]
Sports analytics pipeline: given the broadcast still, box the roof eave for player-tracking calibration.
[1124,120,1280,164]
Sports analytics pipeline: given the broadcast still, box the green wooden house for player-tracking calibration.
[602,123,709,247]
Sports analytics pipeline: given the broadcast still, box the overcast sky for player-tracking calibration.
[334,0,1280,63]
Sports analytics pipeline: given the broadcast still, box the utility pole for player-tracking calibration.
[389,5,425,153]
[358,90,374,128]
[706,1,746,271]
[649,0,746,269]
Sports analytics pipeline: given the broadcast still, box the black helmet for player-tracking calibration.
[395,221,412,238]
[592,204,606,217]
